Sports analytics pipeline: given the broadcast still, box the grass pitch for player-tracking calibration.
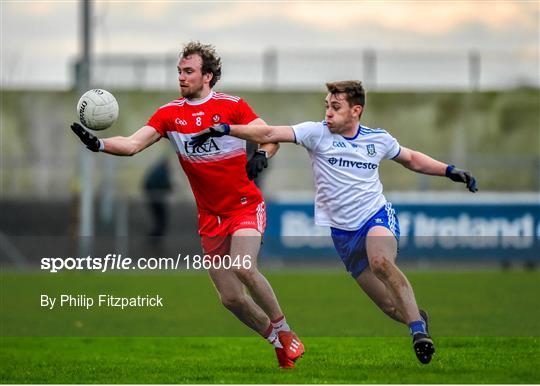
[2,336,538,384]
[1,270,539,383]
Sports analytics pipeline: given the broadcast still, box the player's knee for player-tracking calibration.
[369,255,392,279]
[220,294,247,311]
[235,267,260,286]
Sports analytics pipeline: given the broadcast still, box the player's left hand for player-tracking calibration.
[70,122,101,152]
[446,165,478,192]
[246,150,268,180]
[189,123,230,148]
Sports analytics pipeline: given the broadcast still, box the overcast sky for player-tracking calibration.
[1,1,538,88]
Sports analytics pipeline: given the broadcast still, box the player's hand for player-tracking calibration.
[70,122,100,152]
[189,123,230,148]
[246,150,268,180]
[446,165,478,192]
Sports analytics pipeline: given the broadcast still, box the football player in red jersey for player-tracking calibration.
[70,41,304,368]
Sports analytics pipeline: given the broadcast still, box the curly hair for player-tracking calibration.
[181,41,222,88]
[326,80,365,107]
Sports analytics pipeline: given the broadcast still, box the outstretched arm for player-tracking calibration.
[189,123,296,180]
[189,123,296,148]
[394,146,478,192]
[71,123,161,156]
[393,146,447,175]
[231,124,296,144]
[102,126,161,156]
[247,118,280,159]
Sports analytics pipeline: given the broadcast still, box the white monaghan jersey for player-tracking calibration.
[292,121,401,231]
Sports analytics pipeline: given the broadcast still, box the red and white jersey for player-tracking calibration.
[146,91,263,216]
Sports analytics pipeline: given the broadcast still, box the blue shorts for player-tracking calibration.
[331,203,400,279]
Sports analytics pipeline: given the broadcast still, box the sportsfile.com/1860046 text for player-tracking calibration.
[40,254,253,273]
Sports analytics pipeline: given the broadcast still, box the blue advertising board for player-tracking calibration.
[264,198,540,261]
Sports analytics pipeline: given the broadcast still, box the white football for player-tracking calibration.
[76,89,119,131]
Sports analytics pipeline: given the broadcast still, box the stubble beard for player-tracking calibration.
[180,84,204,100]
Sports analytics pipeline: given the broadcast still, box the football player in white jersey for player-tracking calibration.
[190,80,477,364]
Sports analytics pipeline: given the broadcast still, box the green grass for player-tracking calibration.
[1,270,539,383]
[1,337,538,383]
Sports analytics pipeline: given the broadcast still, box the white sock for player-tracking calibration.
[271,316,290,333]
[266,329,283,348]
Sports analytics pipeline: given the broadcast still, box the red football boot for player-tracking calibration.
[275,347,295,369]
[278,330,305,361]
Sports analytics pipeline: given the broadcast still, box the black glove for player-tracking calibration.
[189,123,230,148]
[446,165,478,193]
[71,123,100,152]
[246,150,268,180]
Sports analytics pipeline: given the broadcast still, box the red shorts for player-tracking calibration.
[199,201,266,256]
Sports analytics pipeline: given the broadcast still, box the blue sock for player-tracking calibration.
[408,320,427,336]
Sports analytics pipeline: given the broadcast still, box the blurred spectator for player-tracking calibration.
[143,157,172,238]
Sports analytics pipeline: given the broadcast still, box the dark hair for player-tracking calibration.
[325,80,365,107]
[181,41,222,88]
